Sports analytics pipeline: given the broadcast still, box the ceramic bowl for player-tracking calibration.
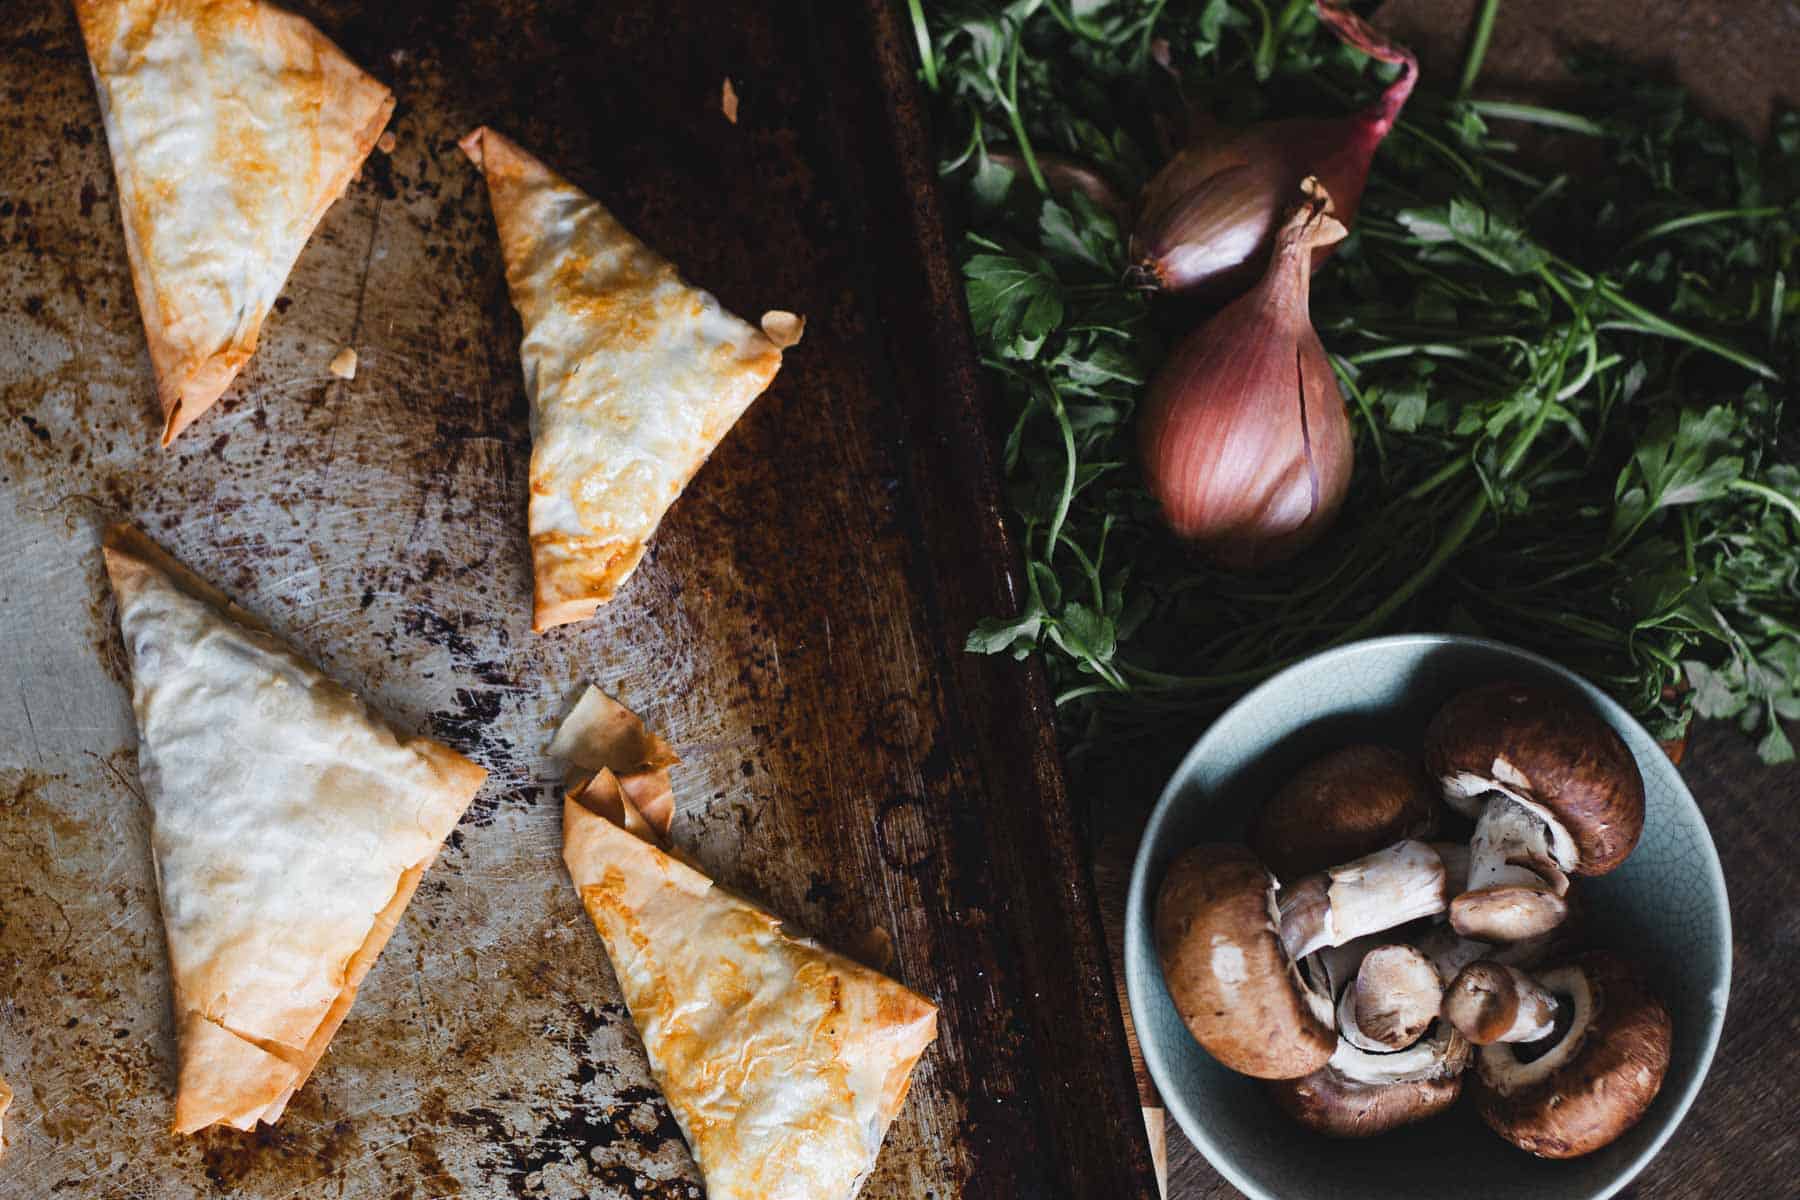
[1125,634,1730,1200]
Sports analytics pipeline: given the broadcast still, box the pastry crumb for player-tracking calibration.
[376,131,397,154]
[761,310,804,348]
[329,347,358,379]
[722,78,738,124]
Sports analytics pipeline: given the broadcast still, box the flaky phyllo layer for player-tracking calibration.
[460,128,800,630]
[76,0,393,443]
[104,526,484,1132]
[555,688,935,1199]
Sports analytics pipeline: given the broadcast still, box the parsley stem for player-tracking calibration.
[1057,683,1119,705]
[1401,456,1472,504]
[1593,283,1779,378]
[1338,489,1490,642]
[1331,359,1387,472]
[1500,314,1585,478]
[1043,383,1077,564]
[1003,27,1050,194]
[1468,101,1607,137]
[1458,0,1502,97]
[906,0,939,93]
[1394,121,1484,187]
[1626,206,1784,249]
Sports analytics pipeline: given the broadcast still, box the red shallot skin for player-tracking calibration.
[1129,2,1416,295]
[1138,187,1354,568]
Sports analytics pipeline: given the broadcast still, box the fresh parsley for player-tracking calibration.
[914,0,1800,762]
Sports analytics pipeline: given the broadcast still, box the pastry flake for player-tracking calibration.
[75,0,395,444]
[101,525,485,1133]
[554,690,936,1199]
[460,127,792,630]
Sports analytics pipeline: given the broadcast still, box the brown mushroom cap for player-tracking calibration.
[1267,1063,1463,1138]
[1155,844,1336,1080]
[1351,944,1443,1050]
[1423,682,1645,874]
[1472,952,1672,1159]
[1449,884,1569,943]
[1249,745,1437,882]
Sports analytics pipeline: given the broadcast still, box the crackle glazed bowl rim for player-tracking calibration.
[1124,633,1731,1200]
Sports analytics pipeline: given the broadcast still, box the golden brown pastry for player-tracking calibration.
[75,0,395,443]
[555,689,936,1199]
[101,525,486,1133]
[460,128,802,630]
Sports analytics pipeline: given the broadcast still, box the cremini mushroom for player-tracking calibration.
[1471,952,1672,1158]
[1276,840,1452,960]
[1340,944,1442,1052]
[1248,745,1437,882]
[1268,1018,1470,1138]
[1155,844,1336,1079]
[1424,682,1645,943]
[1443,962,1558,1045]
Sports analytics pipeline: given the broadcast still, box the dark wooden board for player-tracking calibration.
[0,1,1156,1195]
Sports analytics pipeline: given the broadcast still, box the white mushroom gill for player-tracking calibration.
[1466,793,1577,896]
[1329,1026,1457,1085]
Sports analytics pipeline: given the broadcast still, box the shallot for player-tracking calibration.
[1137,179,1353,567]
[1129,2,1416,295]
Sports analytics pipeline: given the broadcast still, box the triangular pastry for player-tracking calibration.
[75,0,395,444]
[555,690,936,1199]
[459,127,802,631]
[101,525,486,1133]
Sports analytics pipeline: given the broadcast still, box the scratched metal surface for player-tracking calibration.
[0,2,1157,1197]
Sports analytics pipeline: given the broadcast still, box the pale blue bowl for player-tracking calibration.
[1125,634,1730,1200]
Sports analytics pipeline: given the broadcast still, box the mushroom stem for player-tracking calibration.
[1448,794,1573,942]
[1278,840,1449,961]
[1340,944,1442,1052]
[1443,961,1558,1045]
[1430,841,1471,890]
[1414,923,1491,980]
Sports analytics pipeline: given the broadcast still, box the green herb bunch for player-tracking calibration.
[911,0,1800,762]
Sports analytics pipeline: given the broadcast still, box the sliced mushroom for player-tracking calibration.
[1277,840,1451,960]
[1424,682,1645,942]
[1340,944,1442,1052]
[1267,1017,1471,1138]
[1248,745,1437,882]
[1472,952,1672,1158]
[1154,844,1336,1079]
[1443,962,1558,1045]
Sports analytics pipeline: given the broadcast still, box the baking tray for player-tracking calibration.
[0,1,1157,1195]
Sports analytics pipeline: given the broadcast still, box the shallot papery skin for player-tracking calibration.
[1138,184,1354,568]
[1129,2,1416,295]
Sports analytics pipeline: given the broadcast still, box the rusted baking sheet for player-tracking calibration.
[0,1,1155,1196]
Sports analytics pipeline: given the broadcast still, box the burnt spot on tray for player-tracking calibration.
[463,1000,701,1198]
[196,1116,360,1192]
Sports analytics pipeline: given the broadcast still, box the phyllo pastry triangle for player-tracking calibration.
[555,688,935,1199]
[101,525,485,1133]
[75,0,395,443]
[460,128,802,630]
